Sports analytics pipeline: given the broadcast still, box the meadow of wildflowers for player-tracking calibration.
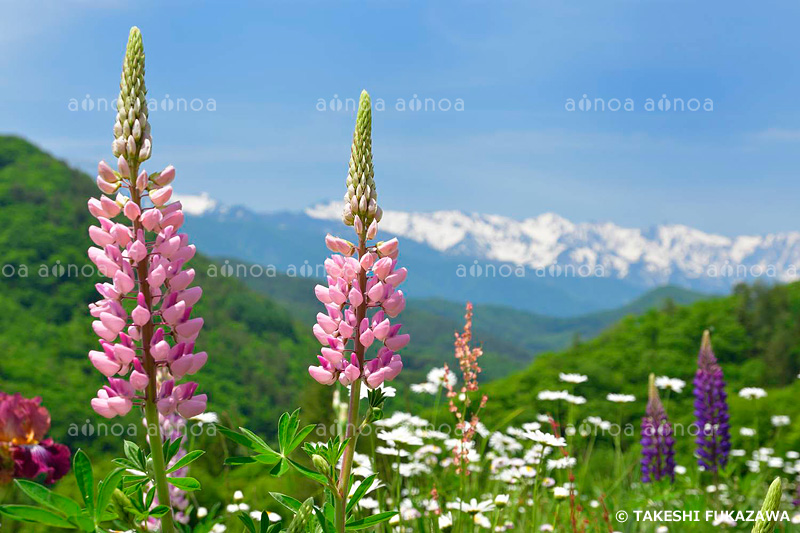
[2,25,800,533]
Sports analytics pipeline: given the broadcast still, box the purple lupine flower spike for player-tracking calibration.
[641,373,675,483]
[693,330,731,473]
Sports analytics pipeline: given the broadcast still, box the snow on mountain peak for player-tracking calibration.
[304,200,800,288]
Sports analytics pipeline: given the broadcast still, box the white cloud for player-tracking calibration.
[753,128,800,142]
[173,192,218,215]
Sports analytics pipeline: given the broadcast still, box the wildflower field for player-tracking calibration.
[3,24,800,533]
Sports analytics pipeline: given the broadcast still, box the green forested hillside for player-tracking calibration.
[242,268,706,383]
[483,280,800,453]
[0,135,329,451]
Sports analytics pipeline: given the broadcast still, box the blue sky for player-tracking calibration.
[2,0,800,236]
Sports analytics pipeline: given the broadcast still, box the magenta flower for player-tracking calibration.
[0,393,70,485]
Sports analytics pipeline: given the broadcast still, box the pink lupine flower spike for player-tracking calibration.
[84,28,205,533]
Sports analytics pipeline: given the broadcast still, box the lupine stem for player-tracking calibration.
[131,176,175,533]
[335,239,368,533]
[144,402,175,533]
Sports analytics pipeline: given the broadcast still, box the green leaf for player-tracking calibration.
[285,410,300,449]
[238,427,277,455]
[73,450,95,515]
[14,480,81,518]
[74,511,96,531]
[144,487,156,511]
[252,451,281,465]
[132,485,146,511]
[166,450,205,473]
[123,481,147,501]
[148,505,171,518]
[287,459,328,485]
[166,477,201,491]
[346,474,376,515]
[266,522,282,533]
[95,468,124,522]
[277,412,291,452]
[216,425,260,451]
[111,458,140,470]
[218,425,279,456]
[345,511,398,530]
[287,424,315,454]
[269,458,290,477]
[168,436,183,461]
[313,506,332,533]
[269,492,302,514]
[123,440,144,470]
[322,501,335,527]
[238,511,257,532]
[224,456,257,466]
[0,505,74,528]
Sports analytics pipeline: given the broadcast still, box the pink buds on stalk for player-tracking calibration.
[309,226,409,389]
[156,380,208,419]
[91,378,136,419]
[310,90,408,389]
[87,139,207,419]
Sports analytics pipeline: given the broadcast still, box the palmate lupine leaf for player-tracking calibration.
[217,409,314,478]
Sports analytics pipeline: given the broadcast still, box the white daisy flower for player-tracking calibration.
[606,393,635,403]
[771,415,790,427]
[654,376,686,393]
[738,387,767,400]
[559,373,588,384]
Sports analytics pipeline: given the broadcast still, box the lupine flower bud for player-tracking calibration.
[98,160,118,183]
[342,90,381,232]
[117,155,130,178]
[752,477,782,533]
[693,330,731,473]
[113,27,151,163]
[153,165,176,187]
[641,374,675,483]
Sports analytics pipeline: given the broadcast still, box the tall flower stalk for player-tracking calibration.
[692,330,730,476]
[444,302,487,475]
[308,90,408,532]
[640,374,675,483]
[86,27,207,533]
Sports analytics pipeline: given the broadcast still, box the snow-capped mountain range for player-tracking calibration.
[177,194,800,315]
[305,201,800,290]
